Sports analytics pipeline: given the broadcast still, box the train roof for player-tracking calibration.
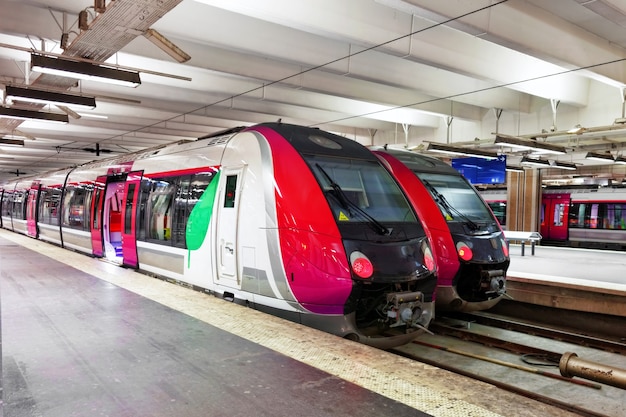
[1,123,379,189]
[370,146,460,175]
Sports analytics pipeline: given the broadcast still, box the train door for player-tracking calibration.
[90,176,107,257]
[121,171,142,268]
[541,193,570,241]
[214,168,243,288]
[26,182,40,238]
[98,176,126,263]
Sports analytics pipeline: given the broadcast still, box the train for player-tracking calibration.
[482,187,626,250]
[370,146,510,311]
[0,122,438,349]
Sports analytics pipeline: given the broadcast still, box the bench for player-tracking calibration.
[503,231,542,256]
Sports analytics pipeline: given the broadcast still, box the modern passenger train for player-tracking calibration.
[482,187,626,250]
[370,147,510,312]
[0,122,438,349]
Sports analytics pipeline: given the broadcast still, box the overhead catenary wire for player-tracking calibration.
[29,0,626,168]
[53,0,514,153]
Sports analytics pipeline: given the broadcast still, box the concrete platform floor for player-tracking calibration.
[0,229,580,417]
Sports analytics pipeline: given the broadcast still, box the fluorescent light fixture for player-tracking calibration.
[56,105,81,119]
[13,130,37,140]
[505,165,524,172]
[144,29,191,63]
[495,134,566,155]
[553,161,577,170]
[5,85,96,110]
[567,124,585,134]
[520,156,551,167]
[585,151,615,162]
[426,142,499,160]
[0,106,68,124]
[77,112,108,119]
[615,155,626,165]
[31,54,141,88]
[0,138,25,146]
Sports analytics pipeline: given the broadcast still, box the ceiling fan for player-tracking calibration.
[81,143,114,156]
[7,169,26,177]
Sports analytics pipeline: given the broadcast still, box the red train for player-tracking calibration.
[0,123,437,349]
[483,187,626,250]
[371,147,510,311]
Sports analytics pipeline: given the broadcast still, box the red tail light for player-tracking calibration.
[350,251,374,279]
[456,242,473,261]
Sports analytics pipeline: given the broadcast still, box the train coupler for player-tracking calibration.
[384,291,432,329]
[481,269,506,297]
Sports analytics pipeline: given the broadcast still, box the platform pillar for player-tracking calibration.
[506,169,542,232]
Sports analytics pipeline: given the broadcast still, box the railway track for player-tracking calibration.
[390,306,626,417]
[437,311,626,355]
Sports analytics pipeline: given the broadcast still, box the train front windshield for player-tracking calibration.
[307,156,417,224]
[416,172,493,222]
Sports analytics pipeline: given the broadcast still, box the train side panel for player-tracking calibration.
[549,189,626,249]
[488,188,626,250]
[7,179,31,236]
[1,186,13,231]
[208,129,301,312]
[130,142,223,288]
[35,169,73,246]
[260,126,353,311]
[61,167,115,255]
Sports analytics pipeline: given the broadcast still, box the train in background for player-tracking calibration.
[481,187,626,250]
[370,146,510,312]
[0,122,438,349]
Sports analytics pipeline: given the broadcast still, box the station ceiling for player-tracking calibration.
[1,0,626,183]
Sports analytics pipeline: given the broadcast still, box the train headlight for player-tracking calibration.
[350,251,374,279]
[456,241,473,261]
[421,241,435,272]
[500,237,509,258]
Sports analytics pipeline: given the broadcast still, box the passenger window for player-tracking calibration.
[92,188,102,230]
[142,172,214,248]
[12,191,27,219]
[137,180,151,241]
[553,203,564,226]
[147,178,175,242]
[172,173,212,249]
[124,184,136,235]
[62,187,84,229]
[42,188,61,225]
[172,176,191,248]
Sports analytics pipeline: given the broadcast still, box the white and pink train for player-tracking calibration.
[1,123,438,349]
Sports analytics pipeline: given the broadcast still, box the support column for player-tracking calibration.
[506,169,542,232]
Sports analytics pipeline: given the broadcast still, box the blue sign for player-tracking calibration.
[451,155,506,185]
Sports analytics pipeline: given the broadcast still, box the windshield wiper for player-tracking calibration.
[316,163,391,236]
[422,179,479,231]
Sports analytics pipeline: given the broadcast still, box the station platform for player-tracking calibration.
[505,244,626,317]
[0,229,579,417]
